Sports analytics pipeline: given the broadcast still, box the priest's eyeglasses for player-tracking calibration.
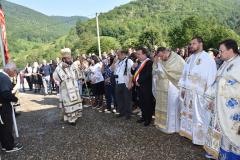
[219,49,228,53]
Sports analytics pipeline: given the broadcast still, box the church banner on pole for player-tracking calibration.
[0,4,10,66]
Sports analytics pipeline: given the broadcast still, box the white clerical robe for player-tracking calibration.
[204,81,221,159]
[212,56,240,159]
[153,52,185,134]
[204,99,221,158]
[178,51,217,145]
[53,62,82,123]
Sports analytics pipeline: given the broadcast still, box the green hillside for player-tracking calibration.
[5,0,240,67]
[0,0,88,55]
[74,0,240,50]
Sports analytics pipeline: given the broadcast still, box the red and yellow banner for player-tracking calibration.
[0,4,10,64]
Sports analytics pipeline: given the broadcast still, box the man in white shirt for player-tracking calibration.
[112,50,133,120]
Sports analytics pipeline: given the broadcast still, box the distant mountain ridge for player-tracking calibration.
[1,0,88,42]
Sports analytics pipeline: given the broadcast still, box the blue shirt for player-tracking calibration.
[103,64,114,85]
[40,65,51,76]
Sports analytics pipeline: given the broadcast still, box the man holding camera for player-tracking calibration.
[111,50,133,120]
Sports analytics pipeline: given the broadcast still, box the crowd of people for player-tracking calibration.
[0,37,239,160]
[20,59,59,95]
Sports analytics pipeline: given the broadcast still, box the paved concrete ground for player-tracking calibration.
[1,91,207,160]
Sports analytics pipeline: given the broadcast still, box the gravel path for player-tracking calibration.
[1,92,207,160]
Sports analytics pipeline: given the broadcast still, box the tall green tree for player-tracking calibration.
[138,28,163,51]
[87,36,121,54]
[169,16,240,49]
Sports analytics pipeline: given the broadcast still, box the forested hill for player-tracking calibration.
[2,0,88,42]
[72,0,240,53]
[0,0,88,57]
[96,0,240,35]
[6,0,240,67]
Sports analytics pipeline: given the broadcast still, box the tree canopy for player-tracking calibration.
[3,0,240,67]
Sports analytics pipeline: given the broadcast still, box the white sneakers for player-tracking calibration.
[104,109,111,114]
[3,143,23,153]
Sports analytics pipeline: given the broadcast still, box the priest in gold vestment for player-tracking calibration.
[152,47,185,134]
[205,39,240,160]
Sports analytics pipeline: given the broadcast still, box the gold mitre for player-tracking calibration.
[61,48,71,57]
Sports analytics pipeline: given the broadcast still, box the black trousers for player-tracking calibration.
[0,104,14,150]
[26,76,33,90]
[115,84,132,117]
[138,87,155,122]
[132,85,139,107]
